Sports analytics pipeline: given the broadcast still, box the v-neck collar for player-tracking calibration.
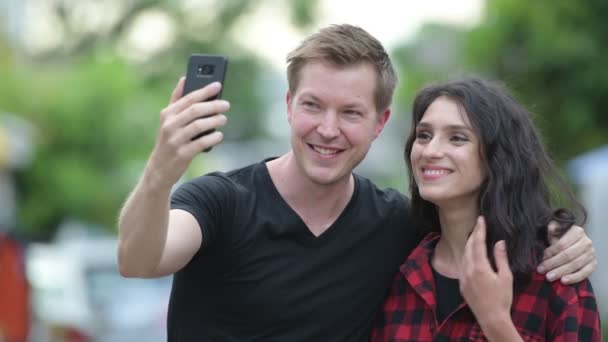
[257,157,360,245]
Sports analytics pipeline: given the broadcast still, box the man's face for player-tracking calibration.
[286,61,390,186]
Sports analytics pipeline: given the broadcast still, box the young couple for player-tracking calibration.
[118,24,600,341]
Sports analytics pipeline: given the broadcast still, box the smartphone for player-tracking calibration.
[183,54,228,150]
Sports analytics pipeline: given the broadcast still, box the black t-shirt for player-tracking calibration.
[432,268,463,324]
[168,159,419,341]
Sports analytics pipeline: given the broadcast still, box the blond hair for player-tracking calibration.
[286,24,398,112]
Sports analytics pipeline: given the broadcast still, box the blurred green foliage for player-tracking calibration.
[465,0,608,163]
[0,0,318,239]
[1,54,161,238]
[393,0,608,165]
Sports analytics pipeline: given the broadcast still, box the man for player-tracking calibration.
[118,25,596,341]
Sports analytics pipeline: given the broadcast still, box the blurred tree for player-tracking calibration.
[464,0,608,163]
[0,0,319,239]
[392,0,607,167]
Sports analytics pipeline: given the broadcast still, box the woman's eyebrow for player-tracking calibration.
[417,122,473,132]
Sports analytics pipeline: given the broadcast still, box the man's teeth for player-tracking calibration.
[313,146,339,155]
[424,169,450,175]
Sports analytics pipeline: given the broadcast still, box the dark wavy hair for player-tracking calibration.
[404,77,586,276]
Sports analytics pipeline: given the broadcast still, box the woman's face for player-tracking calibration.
[410,96,486,208]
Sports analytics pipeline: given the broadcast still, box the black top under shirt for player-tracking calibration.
[168,158,420,342]
[432,268,463,324]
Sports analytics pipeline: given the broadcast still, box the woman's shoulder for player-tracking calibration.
[514,271,597,313]
[511,272,600,340]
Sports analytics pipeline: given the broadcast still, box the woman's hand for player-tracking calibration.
[460,217,522,341]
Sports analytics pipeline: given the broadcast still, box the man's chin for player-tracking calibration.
[305,168,344,186]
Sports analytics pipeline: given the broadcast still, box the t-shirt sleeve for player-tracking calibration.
[170,173,235,250]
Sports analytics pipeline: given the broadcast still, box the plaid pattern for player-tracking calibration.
[371,233,602,341]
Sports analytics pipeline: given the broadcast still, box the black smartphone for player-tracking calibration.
[183,54,228,150]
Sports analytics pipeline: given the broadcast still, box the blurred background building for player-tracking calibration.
[1,0,606,340]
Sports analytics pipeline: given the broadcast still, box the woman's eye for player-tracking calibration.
[451,135,469,142]
[416,132,431,140]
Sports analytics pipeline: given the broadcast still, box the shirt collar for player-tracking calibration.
[399,232,440,308]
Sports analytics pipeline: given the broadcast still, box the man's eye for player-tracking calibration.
[303,101,319,109]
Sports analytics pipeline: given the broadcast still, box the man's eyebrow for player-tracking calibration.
[299,93,321,102]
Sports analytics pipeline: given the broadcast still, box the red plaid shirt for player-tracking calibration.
[371,233,601,341]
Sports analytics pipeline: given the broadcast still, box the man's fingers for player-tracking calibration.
[170,82,223,114]
[182,130,224,156]
[494,240,512,281]
[541,248,596,282]
[539,230,592,274]
[546,220,561,245]
[541,224,585,262]
[559,260,597,285]
[173,100,231,128]
[181,114,227,143]
[169,76,186,104]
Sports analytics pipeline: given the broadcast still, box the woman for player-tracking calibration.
[371,78,601,341]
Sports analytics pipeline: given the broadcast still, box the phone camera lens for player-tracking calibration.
[198,64,215,76]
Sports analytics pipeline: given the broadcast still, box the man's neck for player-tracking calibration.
[266,152,354,236]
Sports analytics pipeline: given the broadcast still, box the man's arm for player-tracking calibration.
[537,223,597,284]
[117,174,202,278]
[117,78,229,278]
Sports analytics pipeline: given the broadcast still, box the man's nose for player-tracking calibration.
[317,112,340,139]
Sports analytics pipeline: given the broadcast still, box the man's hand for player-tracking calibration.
[460,217,513,327]
[117,78,225,277]
[537,222,596,284]
[146,77,230,189]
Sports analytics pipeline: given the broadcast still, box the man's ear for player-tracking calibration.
[373,108,391,138]
[286,92,293,122]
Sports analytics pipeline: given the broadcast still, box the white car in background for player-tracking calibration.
[26,223,171,342]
